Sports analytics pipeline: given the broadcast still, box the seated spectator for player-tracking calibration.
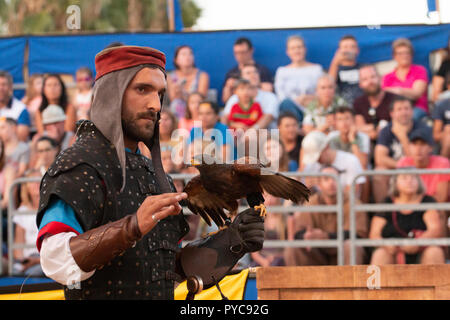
[278,112,303,171]
[222,37,273,104]
[354,64,394,142]
[431,36,450,103]
[21,73,43,134]
[262,136,290,172]
[373,96,429,203]
[432,98,450,158]
[0,138,16,211]
[302,75,347,135]
[328,35,363,105]
[275,35,324,123]
[0,117,30,178]
[369,172,445,264]
[227,79,263,131]
[33,105,75,152]
[178,91,203,134]
[32,136,59,175]
[161,145,176,174]
[0,71,31,142]
[159,109,180,151]
[222,63,278,129]
[73,67,93,121]
[284,165,368,266]
[435,71,450,102]
[189,101,235,162]
[35,74,76,134]
[397,127,450,203]
[12,168,44,276]
[382,38,429,121]
[328,106,370,169]
[167,45,210,118]
[250,193,287,267]
[301,130,366,195]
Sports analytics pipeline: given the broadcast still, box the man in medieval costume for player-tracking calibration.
[36,45,264,300]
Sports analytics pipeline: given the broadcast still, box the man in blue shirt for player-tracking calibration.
[0,71,31,141]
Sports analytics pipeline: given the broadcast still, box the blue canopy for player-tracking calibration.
[1,24,449,101]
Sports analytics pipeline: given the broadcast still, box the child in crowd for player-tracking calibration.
[73,67,93,121]
[227,79,263,131]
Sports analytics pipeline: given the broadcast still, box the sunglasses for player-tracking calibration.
[76,76,92,82]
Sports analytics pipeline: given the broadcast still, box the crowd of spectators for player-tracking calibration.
[1,34,450,277]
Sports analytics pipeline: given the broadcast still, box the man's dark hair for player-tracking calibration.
[334,106,355,116]
[389,95,412,111]
[239,62,258,74]
[358,63,377,73]
[234,37,253,49]
[339,34,357,43]
[37,136,58,148]
[200,100,220,115]
[0,71,13,87]
[1,117,17,126]
[277,111,299,126]
[319,164,342,174]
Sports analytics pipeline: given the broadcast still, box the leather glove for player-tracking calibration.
[229,207,265,254]
[178,207,265,288]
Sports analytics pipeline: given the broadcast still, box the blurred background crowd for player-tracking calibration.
[1,33,450,277]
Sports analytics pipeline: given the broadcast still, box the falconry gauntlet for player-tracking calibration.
[178,207,264,289]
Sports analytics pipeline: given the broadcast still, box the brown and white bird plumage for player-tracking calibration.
[184,155,310,227]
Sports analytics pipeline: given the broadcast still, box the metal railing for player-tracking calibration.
[349,168,450,265]
[2,168,448,275]
[173,171,346,266]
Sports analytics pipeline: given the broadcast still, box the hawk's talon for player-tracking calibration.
[254,204,267,218]
[206,225,228,237]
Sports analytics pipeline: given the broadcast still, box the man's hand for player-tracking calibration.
[331,48,346,66]
[391,121,409,141]
[136,192,187,235]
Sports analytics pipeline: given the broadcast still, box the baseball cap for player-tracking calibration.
[301,130,329,165]
[42,104,66,125]
[409,126,433,146]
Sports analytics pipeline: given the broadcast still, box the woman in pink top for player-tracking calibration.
[382,38,429,121]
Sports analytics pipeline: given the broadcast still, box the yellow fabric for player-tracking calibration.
[0,268,250,300]
[0,290,65,300]
[174,268,249,300]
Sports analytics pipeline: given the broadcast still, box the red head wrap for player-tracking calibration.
[94,45,166,81]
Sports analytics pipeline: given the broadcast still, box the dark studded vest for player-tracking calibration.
[37,121,189,300]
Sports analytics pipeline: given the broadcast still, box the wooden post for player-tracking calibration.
[257,265,450,300]
[167,0,175,32]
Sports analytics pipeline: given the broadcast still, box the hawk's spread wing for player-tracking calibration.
[184,175,236,227]
[233,160,310,204]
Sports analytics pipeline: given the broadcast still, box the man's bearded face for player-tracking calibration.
[121,67,166,145]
